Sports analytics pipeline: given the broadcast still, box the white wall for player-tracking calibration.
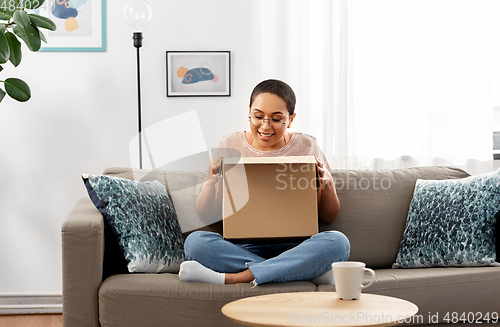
[0,0,256,294]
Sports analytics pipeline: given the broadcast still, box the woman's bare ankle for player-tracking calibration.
[224,269,255,284]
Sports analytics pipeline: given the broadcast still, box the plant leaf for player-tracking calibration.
[0,1,9,13]
[0,0,14,19]
[28,13,56,31]
[0,12,11,20]
[0,87,5,103]
[12,24,40,51]
[4,77,30,102]
[0,64,3,72]
[13,10,30,29]
[6,31,21,66]
[0,31,10,64]
[24,0,46,10]
[39,28,46,43]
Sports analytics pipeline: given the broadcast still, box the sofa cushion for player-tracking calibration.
[318,267,500,324]
[83,174,185,273]
[393,169,500,268]
[322,166,470,269]
[98,274,317,327]
[102,167,221,239]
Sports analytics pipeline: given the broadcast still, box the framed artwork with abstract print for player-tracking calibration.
[36,0,106,51]
[166,51,231,97]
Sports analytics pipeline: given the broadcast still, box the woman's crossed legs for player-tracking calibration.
[179,230,350,285]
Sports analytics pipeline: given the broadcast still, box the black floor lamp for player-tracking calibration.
[124,0,153,169]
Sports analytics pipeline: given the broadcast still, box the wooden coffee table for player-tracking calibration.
[221,292,419,327]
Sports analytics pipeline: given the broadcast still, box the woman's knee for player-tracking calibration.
[184,231,221,259]
[315,231,350,261]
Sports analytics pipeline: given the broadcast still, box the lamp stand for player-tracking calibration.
[133,32,143,169]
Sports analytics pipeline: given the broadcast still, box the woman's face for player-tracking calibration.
[248,92,295,151]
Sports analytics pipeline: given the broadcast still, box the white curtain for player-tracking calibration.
[251,0,499,174]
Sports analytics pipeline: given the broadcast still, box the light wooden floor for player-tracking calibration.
[0,314,62,327]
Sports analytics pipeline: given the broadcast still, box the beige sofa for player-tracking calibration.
[62,166,500,327]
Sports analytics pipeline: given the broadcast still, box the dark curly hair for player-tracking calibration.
[249,79,296,116]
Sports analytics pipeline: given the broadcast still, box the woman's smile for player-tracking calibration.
[258,131,275,140]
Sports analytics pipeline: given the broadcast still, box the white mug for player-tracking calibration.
[332,261,376,300]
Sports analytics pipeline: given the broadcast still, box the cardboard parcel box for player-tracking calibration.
[222,155,318,241]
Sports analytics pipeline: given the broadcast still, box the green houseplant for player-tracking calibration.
[0,0,56,103]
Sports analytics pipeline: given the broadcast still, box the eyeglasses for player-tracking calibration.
[248,114,289,130]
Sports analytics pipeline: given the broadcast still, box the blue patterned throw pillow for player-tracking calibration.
[393,169,500,268]
[82,174,185,273]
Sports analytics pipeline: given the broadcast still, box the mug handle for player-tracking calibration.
[360,268,376,289]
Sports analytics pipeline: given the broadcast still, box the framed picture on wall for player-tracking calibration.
[166,51,231,97]
[36,0,106,52]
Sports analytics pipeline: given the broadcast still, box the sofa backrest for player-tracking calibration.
[103,166,470,270]
[322,166,470,269]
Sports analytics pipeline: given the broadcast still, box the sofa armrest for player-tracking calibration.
[62,198,104,327]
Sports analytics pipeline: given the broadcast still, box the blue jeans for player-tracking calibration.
[184,231,350,285]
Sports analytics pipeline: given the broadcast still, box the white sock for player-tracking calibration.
[311,269,334,285]
[178,261,225,284]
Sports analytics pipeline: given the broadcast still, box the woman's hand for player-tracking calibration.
[211,159,221,178]
[316,160,333,199]
[210,159,222,198]
[316,160,340,225]
[195,159,223,223]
